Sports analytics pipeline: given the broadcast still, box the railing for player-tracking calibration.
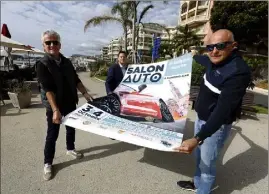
[180,15,208,25]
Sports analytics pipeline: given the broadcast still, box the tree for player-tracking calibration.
[119,1,168,63]
[84,3,133,53]
[210,1,268,49]
[171,25,201,56]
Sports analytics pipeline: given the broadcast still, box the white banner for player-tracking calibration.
[62,53,193,152]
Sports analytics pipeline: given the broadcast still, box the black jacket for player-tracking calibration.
[194,52,251,141]
[36,53,81,110]
[105,64,125,94]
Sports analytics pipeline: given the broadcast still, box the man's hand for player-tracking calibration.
[52,110,62,124]
[174,138,199,154]
[83,92,93,102]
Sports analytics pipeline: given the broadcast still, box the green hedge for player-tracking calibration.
[191,60,205,86]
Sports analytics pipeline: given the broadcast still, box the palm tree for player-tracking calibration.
[119,1,169,63]
[172,25,201,56]
[84,3,132,53]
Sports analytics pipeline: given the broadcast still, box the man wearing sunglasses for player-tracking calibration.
[36,30,93,181]
[174,29,251,193]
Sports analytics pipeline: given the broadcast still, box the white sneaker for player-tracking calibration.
[66,150,83,159]
[43,163,52,181]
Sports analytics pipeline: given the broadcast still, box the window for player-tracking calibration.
[189,1,196,10]
[181,3,187,13]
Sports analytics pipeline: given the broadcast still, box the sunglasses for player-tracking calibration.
[44,41,59,46]
[206,41,233,51]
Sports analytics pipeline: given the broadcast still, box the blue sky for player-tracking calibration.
[1,1,180,57]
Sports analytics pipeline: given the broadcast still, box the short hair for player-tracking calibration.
[41,30,61,43]
[118,51,126,57]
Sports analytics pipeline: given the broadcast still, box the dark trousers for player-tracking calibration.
[44,104,76,165]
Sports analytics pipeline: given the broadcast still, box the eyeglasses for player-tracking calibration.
[44,41,59,46]
[206,41,233,51]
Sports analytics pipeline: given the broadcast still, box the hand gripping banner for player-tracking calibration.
[62,53,193,152]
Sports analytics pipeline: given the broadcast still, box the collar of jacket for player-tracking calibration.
[43,53,65,64]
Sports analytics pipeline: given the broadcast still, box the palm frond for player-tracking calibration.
[138,5,154,24]
[111,3,123,15]
[84,16,122,32]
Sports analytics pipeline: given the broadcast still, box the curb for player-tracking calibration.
[94,77,105,83]
[248,87,268,95]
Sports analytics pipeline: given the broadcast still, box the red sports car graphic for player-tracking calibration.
[90,84,174,123]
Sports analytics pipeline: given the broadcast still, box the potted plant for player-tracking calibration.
[7,79,32,109]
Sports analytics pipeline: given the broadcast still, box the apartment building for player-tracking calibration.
[100,46,109,62]
[178,0,214,44]
[126,23,176,62]
[107,37,124,62]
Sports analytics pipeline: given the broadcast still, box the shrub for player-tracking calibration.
[191,60,205,86]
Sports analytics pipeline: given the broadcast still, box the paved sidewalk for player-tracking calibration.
[1,72,268,194]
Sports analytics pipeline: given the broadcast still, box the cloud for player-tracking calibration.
[1,1,179,57]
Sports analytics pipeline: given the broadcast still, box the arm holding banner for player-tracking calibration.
[174,73,250,154]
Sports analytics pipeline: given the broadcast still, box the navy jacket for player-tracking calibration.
[193,52,251,141]
[105,64,125,94]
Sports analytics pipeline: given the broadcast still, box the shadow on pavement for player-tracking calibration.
[214,125,268,194]
[138,118,196,177]
[139,119,268,194]
[53,141,142,177]
[0,103,29,116]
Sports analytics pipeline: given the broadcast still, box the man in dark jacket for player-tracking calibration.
[105,51,128,94]
[174,29,251,193]
[37,30,93,181]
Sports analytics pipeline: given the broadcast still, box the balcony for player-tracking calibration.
[180,15,209,27]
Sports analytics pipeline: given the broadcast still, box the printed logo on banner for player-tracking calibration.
[83,121,91,125]
[122,63,166,85]
[160,140,172,147]
[99,125,108,130]
[68,116,78,120]
[118,130,125,134]
[131,133,153,141]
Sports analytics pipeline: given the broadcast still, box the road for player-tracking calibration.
[1,72,268,194]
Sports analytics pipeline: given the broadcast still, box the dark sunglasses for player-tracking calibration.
[206,41,233,51]
[44,41,59,46]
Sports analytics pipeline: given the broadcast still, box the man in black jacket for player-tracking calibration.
[105,51,128,94]
[174,29,251,193]
[37,30,93,181]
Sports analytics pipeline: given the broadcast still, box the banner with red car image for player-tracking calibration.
[62,53,193,152]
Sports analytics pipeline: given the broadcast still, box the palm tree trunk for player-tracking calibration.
[124,29,128,53]
[132,15,136,63]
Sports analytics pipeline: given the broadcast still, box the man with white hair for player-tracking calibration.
[36,30,93,181]
[174,29,251,193]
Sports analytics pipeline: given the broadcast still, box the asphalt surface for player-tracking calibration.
[1,72,268,194]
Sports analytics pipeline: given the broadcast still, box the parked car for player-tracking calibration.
[90,84,174,123]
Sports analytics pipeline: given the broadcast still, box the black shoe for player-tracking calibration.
[177,181,197,192]
[110,138,115,140]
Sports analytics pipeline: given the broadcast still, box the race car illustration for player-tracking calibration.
[90,84,174,123]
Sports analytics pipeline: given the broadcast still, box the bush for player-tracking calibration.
[191,60,205,86]
[243,56,268,89]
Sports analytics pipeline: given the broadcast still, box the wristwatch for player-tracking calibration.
[194,135,204,145]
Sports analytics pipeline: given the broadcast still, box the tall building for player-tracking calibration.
[126,23,176,62]
[101,46,109,62]
[178,0,214,44]
[107,37,124,62]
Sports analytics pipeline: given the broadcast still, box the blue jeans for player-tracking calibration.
[194,117,232,194]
